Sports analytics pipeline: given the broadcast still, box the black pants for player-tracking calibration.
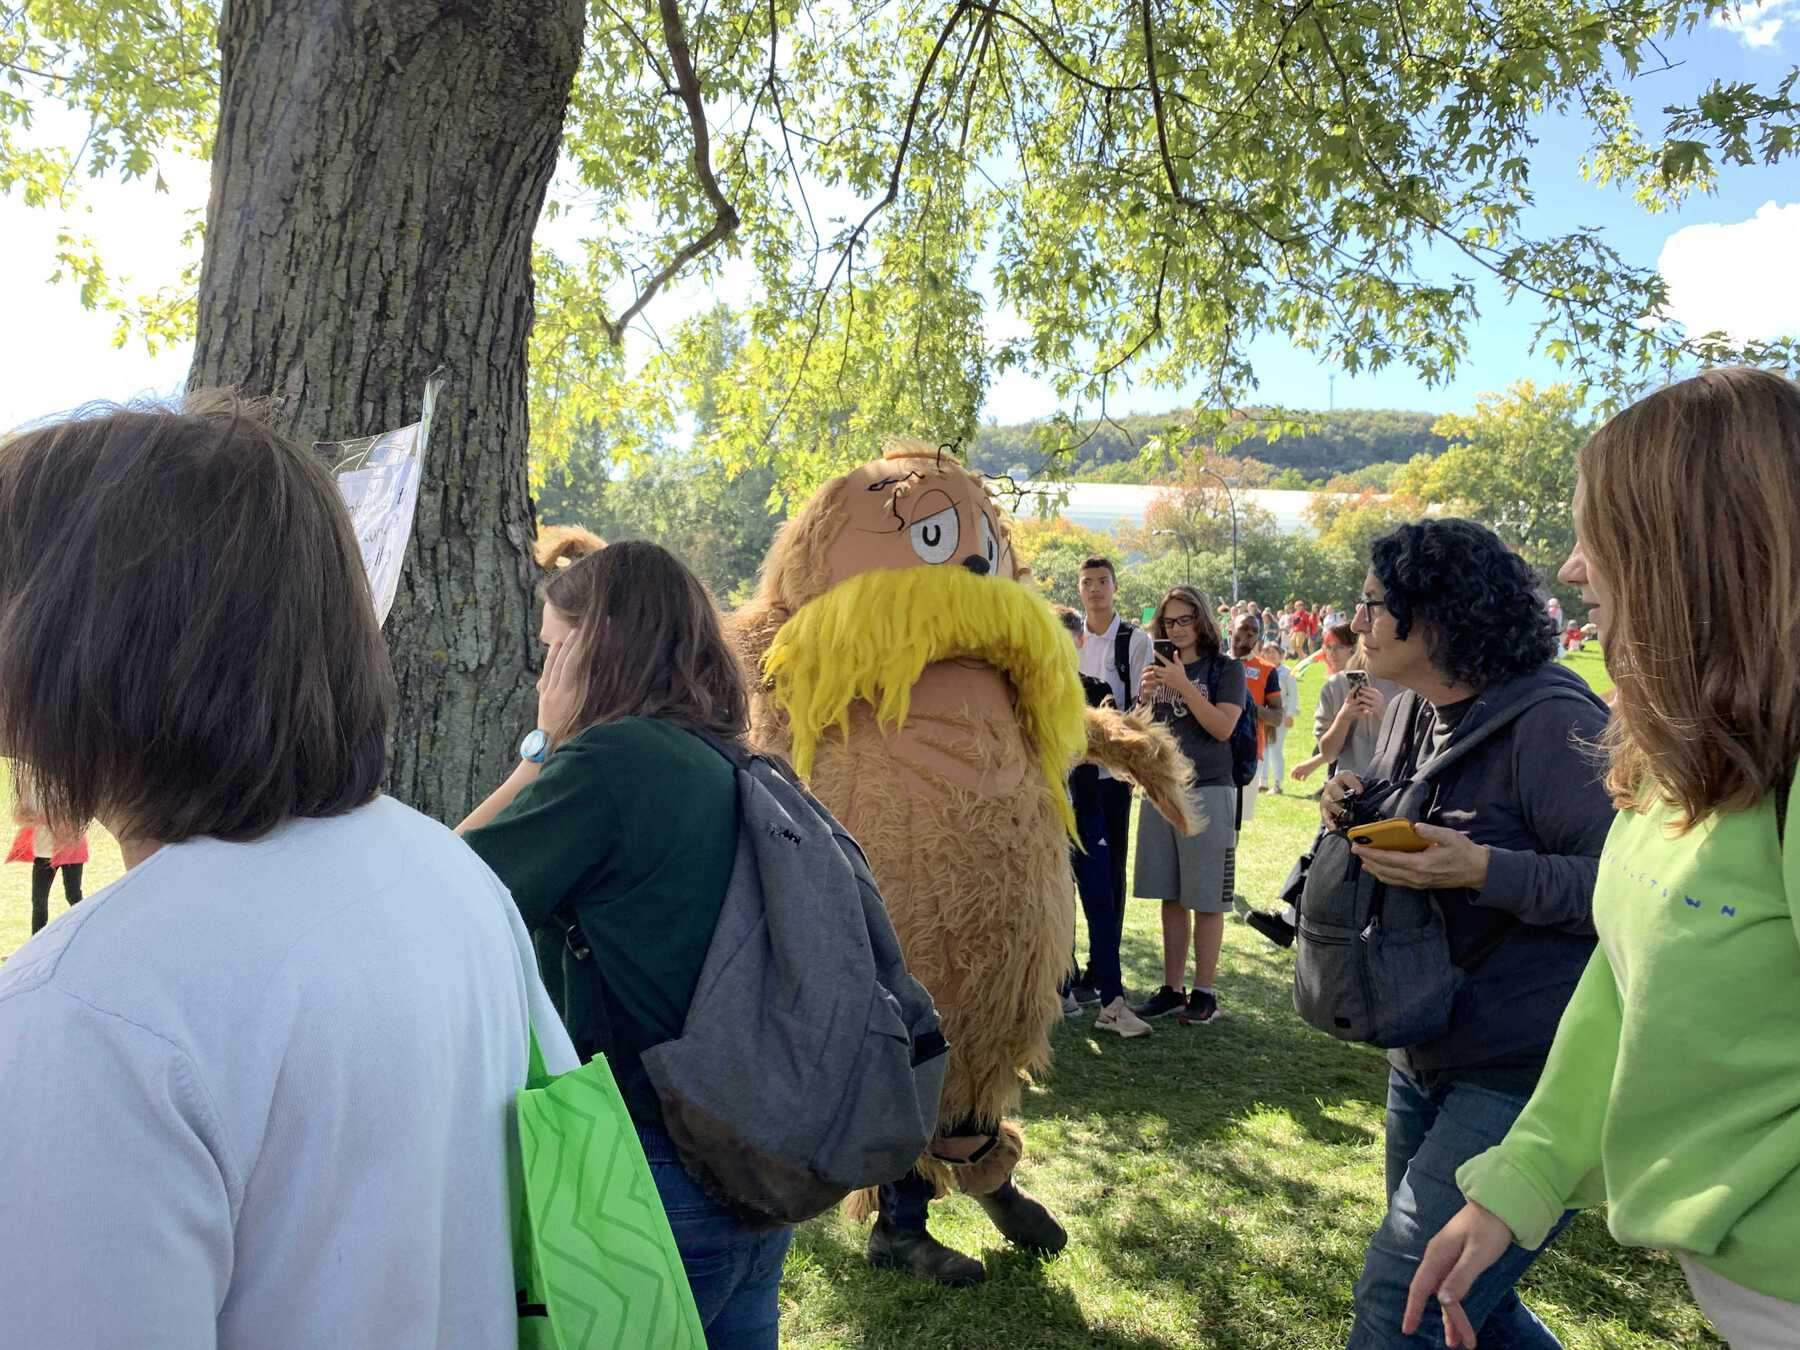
[29,859,83,935]
[878,1115,987,1230]
[1069,767,1129,1002]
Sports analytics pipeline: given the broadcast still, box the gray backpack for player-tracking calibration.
[1292,688,1590,1048]
[591,727,947,1227]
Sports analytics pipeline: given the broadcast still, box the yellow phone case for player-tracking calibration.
[1346,818,1431,853]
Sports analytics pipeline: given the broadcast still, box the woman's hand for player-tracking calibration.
[1353,823,1492,891]
[1320,771,1363,828]
[1352,683,1388,723]
[1402,1201,1516,1347]
[1156,650,1199,699]
[1138,662,1163,702]
[537,630,585,744]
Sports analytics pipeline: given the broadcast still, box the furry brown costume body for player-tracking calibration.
[731,442,1193,1228]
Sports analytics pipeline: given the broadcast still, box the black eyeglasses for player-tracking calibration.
[1164,614,1199,629]
[1355,598,1389,615]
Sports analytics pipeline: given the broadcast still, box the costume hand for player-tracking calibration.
[1320,771,1363,828]
[1353,823,1491,891]
[1402,1201,1515,1347]
[537,630,585,745]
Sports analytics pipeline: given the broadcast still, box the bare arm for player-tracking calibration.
[457,630,580,836]
[1290,753,1326,782]
[456,759,542,836]
[1316,698,1359,763]
[1256,687,1284,727]
[1180,683,1242,740]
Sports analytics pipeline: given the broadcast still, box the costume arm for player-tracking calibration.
[726,603,793,758]
[1084,706,1197,834]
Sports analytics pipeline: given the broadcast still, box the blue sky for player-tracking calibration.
[993,6,1799,420]
[1,6,1795,434]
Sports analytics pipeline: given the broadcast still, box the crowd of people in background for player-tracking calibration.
[0,367,1796,1349]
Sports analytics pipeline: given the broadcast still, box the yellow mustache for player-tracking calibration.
[765,565,1087,826]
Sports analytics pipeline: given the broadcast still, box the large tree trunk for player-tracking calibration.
[189,0,585,821]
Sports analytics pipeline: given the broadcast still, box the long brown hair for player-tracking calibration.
[1578,366,1800,827]
[1150,585,1221,659]
[541,539,749,742]
[0,395,393,843]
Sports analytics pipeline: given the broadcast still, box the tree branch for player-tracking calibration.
[1141,0,1210,214]
[602,0,741,345]
[762,0,976,442]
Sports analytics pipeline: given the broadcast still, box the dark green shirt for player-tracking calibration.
[465,717,738,1129]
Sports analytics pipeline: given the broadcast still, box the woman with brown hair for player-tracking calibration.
[1130,585,1244,1026]
[0,398,568,1348]
[459,539,793,1350]
[1408,367,1800,1348]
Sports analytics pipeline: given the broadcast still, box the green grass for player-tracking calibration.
[4,644,1708,1348]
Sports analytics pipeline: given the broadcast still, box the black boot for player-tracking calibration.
[973,1179,1067,1255]
[868,1174,985,1286]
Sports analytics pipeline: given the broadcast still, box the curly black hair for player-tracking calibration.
[1368,519,1557,688]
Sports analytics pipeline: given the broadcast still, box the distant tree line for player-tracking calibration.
[969,408,1451,485]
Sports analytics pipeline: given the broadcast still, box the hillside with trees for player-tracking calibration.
[970,409,1450,485]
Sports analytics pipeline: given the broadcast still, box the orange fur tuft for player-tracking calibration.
[534,524,605,570]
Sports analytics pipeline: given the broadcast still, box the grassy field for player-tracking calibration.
[3,644,1703,1348]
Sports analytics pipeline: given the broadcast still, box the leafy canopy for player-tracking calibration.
[5,0,1797,497]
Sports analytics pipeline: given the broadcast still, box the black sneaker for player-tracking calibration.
[1179,989,1221,1025]
[1245,909,1297,949]
[1132,985,1187,1020]
[1070,981,1102,1006]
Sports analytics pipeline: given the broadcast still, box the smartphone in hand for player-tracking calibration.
[1153,639,1179,661]
[1346,818,1430,853]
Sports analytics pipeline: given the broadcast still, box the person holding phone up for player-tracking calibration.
[1129,586,1245,1027]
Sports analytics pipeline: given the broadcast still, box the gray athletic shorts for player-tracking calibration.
[1132,783,1238,912]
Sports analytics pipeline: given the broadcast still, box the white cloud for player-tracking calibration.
[1712,0,1793,48]
[1656,200,1800,343]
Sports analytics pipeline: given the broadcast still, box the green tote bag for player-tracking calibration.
[512,1028,707,1349]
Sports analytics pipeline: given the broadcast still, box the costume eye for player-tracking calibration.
[979,513,999,572]
[909,505,960,564]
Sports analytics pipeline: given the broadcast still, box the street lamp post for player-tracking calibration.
[1151,528,1192,585]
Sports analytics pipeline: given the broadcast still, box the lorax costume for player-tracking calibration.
[730,438,1194,1285]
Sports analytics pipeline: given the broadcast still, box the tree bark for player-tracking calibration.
[189,0,585,821]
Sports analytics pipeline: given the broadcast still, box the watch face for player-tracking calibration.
[520,729,549,761]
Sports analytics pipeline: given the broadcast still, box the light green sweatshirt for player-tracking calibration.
[1458,785,1800,1300]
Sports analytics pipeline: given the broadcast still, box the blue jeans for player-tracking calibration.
[639,1125,794,1350]
[1347,1069,1575,1350]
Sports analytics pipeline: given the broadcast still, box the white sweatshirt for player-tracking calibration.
[0,796,576,1349]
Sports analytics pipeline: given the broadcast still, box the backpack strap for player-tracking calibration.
[553,720,760,1062]
[1114,621,1135,690]
[1370,686,1424,778]
[1778,763,1795,849]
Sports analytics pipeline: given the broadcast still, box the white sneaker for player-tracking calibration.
[1061,990,1082,1018]
[1095,996,1152,1038]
